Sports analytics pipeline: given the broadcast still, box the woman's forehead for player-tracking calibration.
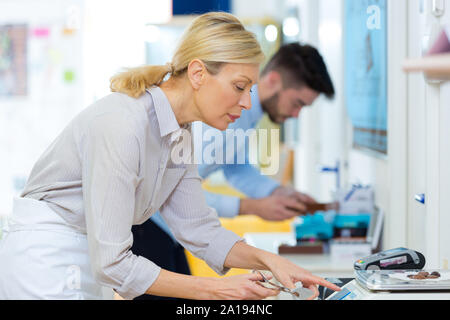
[219,63,259,82]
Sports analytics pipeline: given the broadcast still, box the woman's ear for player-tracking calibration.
[187,59,206,90]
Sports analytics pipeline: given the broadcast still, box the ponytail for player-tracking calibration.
[109,12,264,99]
[110,63,173,98]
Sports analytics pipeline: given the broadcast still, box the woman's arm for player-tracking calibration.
[223,241,275,271]
[224,241,342,298]
[145,268,280,300]
[146,242,341,300]
[81,112,162,300]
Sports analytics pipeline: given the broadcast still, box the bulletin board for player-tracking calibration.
[0,1,84,217]
[344,0,388,155]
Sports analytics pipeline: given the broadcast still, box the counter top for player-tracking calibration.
[244,232,355,279]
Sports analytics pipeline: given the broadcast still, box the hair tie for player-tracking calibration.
[166,62,174,74]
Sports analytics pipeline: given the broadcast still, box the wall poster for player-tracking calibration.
[345,0,387,155]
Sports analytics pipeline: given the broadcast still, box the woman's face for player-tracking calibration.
[193,63,260,131]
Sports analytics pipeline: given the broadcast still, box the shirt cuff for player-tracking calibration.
[203,228,244,276]
[114,256,161,300]
[250,179,280,198]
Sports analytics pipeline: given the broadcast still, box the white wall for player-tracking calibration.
[316,0,347,201]
[404,0,450,269]
[439,79,450,269]
[295,0,450,267]
[232,0,288,21]
[295,0,348,202]
[294,0,409,251]
[431,0,450,269]
[0,0,171,217]
[295,0,322,198]
[0,0,85,216]
[82,0,171,104]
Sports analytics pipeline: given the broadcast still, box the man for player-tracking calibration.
[131,43,335,300]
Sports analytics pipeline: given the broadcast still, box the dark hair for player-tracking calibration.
[261,43,335,99]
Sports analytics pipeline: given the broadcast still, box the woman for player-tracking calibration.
[0,12,340,300]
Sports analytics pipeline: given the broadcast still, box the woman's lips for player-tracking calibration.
[228,114,240,122]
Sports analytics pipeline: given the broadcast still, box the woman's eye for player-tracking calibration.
[235,86,245,91]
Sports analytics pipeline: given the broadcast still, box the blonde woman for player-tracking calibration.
[0,12,340,300]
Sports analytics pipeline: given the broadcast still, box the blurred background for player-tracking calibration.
[1,0,450,283]
[0,0,348,225]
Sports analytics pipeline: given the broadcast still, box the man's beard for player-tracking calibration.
[260,91,283,124]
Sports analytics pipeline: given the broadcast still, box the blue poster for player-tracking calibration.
[345,0,387,154]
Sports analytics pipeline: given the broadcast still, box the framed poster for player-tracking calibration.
[344,0,387,155]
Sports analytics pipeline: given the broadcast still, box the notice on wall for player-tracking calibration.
[344,0,387,155]
[0,24,28,96]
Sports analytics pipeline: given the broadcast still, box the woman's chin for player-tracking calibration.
[218,123,230,131]
[206,120,229,131]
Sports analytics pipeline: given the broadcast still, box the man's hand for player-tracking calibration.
[239,195,307,221]
[271,186,316,204]
[271,186,317,213]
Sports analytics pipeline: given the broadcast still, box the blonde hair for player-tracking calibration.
[110,12,265,98]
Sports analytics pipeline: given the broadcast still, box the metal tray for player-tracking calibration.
[355,270,450,291]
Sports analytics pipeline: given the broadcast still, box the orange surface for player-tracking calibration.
[186,180,293,277]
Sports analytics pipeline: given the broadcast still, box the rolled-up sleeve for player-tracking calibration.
[159,164,244,275]
[80,112,161,300]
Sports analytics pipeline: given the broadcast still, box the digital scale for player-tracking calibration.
[327,270,450,300]
[320,247,450,300]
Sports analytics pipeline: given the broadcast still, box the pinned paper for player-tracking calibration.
[62,28,76,36]
[32,27,50,38]
[63,70,75,83]
[428,27,450,55]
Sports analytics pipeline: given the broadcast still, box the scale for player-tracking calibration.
[326,270,450,300]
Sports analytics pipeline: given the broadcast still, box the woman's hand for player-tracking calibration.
[262,254,341,300]
[224,241,341,300]
[209,273,280,300]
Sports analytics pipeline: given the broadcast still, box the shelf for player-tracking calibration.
[403,53,450,80]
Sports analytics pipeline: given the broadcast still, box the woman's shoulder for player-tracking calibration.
[72,91,153,141]
[92,91,148,114]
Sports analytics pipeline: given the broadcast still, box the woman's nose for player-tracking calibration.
[240,92,252,110]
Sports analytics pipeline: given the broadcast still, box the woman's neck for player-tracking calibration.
[159,78,202,126]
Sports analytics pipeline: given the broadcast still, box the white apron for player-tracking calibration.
[0,197,110,300]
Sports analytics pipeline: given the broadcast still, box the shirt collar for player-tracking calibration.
[147,86,189,143]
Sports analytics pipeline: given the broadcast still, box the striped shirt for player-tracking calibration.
[20,86,243,300]
[151,85,280,241]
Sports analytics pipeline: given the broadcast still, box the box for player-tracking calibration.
[330,239,372,263]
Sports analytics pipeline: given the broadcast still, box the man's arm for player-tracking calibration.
[222,163,280,199]
[203,191,241,218]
